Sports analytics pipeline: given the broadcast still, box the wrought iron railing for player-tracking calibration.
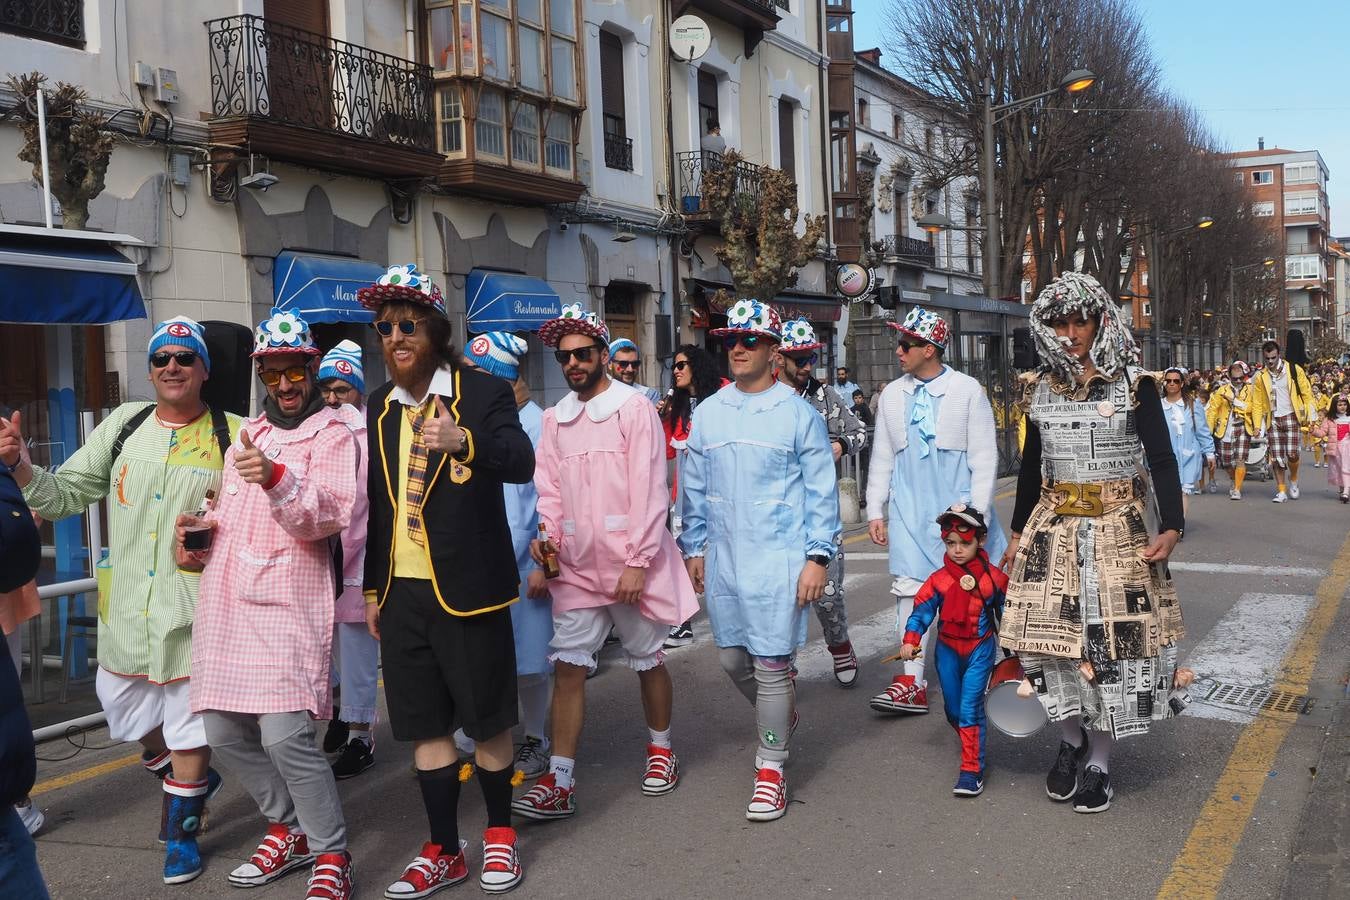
[604,132,633,171]
[879,234,937,269]
[0,0,83,46]
[676,151,769,216]
[205,15,435,152]
[771,0,791,9]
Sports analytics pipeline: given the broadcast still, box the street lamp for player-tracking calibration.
[1227,256,1278,356]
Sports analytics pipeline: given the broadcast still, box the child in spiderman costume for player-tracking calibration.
[891,504,1007,797]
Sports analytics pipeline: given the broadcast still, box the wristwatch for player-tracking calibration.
[807,553,831,568]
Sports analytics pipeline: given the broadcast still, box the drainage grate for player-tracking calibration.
[1199,680,1314,715]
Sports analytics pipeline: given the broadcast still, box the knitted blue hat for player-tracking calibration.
[318,340,365,393]
[465,331,529,381]
[608,337,639,355]
[148,316,210,372]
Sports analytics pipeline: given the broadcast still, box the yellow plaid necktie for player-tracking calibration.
[405,401,431,546]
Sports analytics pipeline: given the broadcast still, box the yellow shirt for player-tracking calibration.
[392,400,433,580]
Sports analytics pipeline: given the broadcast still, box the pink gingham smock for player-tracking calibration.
[190,407,359,719]
[332,406,369,624]
[535,380,698,626]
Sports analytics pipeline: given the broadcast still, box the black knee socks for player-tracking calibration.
[416,764,462,851]
[477,765,514,829]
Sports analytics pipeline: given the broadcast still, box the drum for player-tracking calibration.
[985,655,1048,738]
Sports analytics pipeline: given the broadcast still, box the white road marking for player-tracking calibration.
[845,552,1325,580]
[1182,593,1318,723]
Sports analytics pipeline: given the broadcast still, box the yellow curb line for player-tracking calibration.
[30,753,141,797]
[1156,529,1350,899]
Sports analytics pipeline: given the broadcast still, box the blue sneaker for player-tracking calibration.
[953,771,984,797]
[160,767,223,843]
[163,781,207,884]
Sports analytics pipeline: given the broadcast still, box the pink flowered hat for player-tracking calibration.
[538,302,610,348]
[779,317,823,353]
[356,263,447,317]
[887,306,949,351]
[710,299,782,343]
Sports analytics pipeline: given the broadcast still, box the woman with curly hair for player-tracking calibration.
[999,271,1186,815]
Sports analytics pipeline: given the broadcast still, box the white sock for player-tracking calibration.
[648,727,672,749]
[518,674,551,742]
[759,758,784,775]
[349,727,372,747]
[549,755,575,790]
[1086,733,1113,773]
[1060,720,1085,748]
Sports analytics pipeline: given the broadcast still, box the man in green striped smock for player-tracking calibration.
[0,316,241,885]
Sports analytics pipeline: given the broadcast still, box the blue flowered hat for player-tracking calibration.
[318,339,365,392]
[710,299,782,343]
[356,263,447,318]
[778,317,823,353]
[539,302,610,348]
[887,306,949,351]
[252,308,320,358]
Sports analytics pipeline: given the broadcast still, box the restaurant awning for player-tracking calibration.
[273,252,386,324]
[466,270,562,333]
[0,226,146,324]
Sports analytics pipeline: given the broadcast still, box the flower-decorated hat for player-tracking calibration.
[356,263,447,317]
[318,339,365,392]
[252,308,320,358]
[539,302,610,348]
[465,331,529,381]
[887,306,949,352]
[779,317,823,354]
[710,299,782,343]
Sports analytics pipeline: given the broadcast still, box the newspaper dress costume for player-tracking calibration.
[1001,274,1185,741]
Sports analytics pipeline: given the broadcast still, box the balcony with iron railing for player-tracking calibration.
[1,0,83,47]
[604,132,634,172]
[676,151,773,226]
[683,0,781,55]
[205,15,444,182]
[879,234,937,269]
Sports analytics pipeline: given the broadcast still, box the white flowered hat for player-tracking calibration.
[252,308,320,358]
[887,306,949,351]
[778,317,823,353]
[710,299,782,343]
[356,263,447,317]
[538,302,610,348]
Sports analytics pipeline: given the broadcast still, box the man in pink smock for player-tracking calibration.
[177,310,360,900]
[512,304,698,821]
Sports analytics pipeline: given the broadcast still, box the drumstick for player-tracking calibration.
[881,648,922,663]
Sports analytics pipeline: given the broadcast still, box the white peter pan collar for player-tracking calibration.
[899,366,952,396]
[553,379,638,424]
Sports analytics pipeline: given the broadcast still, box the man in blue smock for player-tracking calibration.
[678,299,841,823]
[865,307,1007,715]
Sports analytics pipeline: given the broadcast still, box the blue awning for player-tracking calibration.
[273,252,386,324]
[466,270,561,333]
[0,234,146,324]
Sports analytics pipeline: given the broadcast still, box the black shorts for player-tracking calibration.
[380,578,519,743]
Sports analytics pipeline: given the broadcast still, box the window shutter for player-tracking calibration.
[599,31,625,127]
[264,0,329,34]
[778,99,795,178]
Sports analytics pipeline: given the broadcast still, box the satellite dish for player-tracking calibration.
[670,15,711,62]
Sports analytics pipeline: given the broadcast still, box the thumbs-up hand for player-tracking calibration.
[233,429,275,485]
[421,396,466,455]
[0,410,28,470]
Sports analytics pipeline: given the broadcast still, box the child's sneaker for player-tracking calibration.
[228,823,314,887]
[1072,765,1114,813]
[479,827,523,893]
[829,642,859,687]
[746,768,788,822]
[868,674,928,713]
[1046,727,1089,801]
[510,773,575,820]
[383,841,468,898]
[305,851,353,900]
[952,771,984,797]
[641,744,679,796]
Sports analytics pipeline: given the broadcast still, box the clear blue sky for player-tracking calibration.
[854,1,1350,235]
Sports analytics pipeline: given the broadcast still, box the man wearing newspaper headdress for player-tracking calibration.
[865,306,1007,716]
[775,317,865,687]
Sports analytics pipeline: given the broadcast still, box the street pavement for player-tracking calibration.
[23,472,1350,900]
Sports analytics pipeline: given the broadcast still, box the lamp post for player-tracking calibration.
[1227,256,1278,359]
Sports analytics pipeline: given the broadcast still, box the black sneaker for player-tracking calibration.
[1072,765,1113,813]
[322,718,350,754]
[1046,728,1088,801]
[663,621,694,649]
[331,738,374,780]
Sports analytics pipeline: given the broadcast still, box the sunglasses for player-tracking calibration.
[1164,378,1182,384]
[613,359,640,370]
[374,318,425,337]
[785,353,818,367]
[673,361,689,372]
[150,351,199,368]
[721,334,764,351]
[554,345,602,364]
[897,340,918,352]
[258,366,310,387]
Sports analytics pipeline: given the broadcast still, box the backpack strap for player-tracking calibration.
[208,406,231,462]
[114,406,232,468]
[110,406,156,462]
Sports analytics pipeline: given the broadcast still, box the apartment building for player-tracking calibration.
[1222,144,1334,342]
[0,0,841,468]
